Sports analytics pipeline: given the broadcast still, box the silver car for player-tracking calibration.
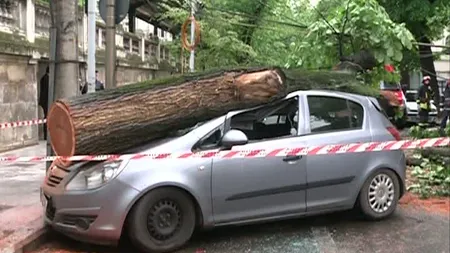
[41,90,407,253]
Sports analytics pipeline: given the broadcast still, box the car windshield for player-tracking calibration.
[168,121,206,137]
[405,92,416,102]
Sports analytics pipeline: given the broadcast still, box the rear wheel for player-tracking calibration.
[128,188,196,253]
[358,169,400,220]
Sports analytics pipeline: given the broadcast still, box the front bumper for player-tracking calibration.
[406,113,438,123]
[41,167,140,245]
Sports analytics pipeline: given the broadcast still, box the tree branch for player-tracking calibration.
[338,0,352,58]
[313,6,339,35]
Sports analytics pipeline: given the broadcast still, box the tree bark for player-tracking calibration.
[419,36,440,112]
[400,69,410,90]
[53,0,80,100]
[47,67,287,164]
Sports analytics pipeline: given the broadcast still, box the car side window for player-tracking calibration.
[307,95,364,133]
[195,126,224,150]
[229,97,299,141]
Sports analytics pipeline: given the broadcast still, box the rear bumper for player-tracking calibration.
[406,113,438,123]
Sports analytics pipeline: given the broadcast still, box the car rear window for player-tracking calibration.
[380,81,400,90]
[405,92,416,102]
[370,98,389,119]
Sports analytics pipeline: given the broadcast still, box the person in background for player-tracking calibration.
[38,66,49,140]
[80,70,104,94]
[416,75,434,129]
[80,78,88,94]
[95,70,105,91]
[401,83,408,95]
[439,79,450,136]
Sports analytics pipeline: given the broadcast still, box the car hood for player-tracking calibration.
[66,136,187,171]
[125,136,180,154]
[406,101,437,111]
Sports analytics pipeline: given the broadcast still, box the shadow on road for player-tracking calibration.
[36,210,363,253]
[34,206,449,253]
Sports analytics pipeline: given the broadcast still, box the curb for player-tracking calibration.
[0,219,51,253]
[13,226,50,253]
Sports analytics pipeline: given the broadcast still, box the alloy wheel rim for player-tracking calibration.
[368,173,395,213]
[147,199,182,241]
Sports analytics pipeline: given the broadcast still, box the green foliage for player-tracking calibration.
[161,0,417,77]
[378,0,450,40]
[282,69,381,97]
[408,154,450,198]
[378,0,450,72]
[409,125,450,138]
[288,0,415,70]
[161,0,259,69]
[407,125,450,198]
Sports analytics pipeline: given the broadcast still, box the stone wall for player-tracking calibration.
[95,65,156,86]
[0,53,38,152]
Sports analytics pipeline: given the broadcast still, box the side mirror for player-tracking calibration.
[221,129,248,148]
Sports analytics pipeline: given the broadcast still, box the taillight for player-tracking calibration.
[394,90,404,106]
[387,126,402,141]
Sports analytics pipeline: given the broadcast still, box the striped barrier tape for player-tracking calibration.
[0,137,449,163]
[0,119,46,129]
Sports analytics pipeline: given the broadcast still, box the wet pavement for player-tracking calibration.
[0,142,46,250]
[32,205,449,253]
[0,141,46,207]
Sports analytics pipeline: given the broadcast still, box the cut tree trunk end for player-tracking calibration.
[47,67,286,166]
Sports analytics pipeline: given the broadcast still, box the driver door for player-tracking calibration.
[210,96,308,224]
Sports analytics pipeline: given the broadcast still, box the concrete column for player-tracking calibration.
[26,0,35,43]
[129,39,132,53]
[98,28,103,47]
[82,13,88,54]
[156,42,161,62]
[141,37,145,61]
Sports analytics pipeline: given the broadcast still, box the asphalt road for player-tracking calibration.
[32,205,449,253]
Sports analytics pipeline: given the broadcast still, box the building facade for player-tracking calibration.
[0,0,177,152]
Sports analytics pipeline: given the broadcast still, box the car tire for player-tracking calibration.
[128,187,196,253]
[358,169,400,220]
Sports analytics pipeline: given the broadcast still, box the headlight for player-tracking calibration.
[65,160,128,191]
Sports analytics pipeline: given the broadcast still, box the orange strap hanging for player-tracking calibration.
[181,16,201,51]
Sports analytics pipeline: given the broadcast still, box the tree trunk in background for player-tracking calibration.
[237,0,268,63]
[53,0,79,100]
[419,36,440,111]
[400,69,410,90]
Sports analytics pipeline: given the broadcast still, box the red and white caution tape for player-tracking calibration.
[0,119,46,129]
[0,137,449,163]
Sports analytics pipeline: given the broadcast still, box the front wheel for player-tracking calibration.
[358,169,400,220]
[128,187,196,253]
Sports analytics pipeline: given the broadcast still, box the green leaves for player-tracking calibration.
[407,125,450,198]
[288,0,415,72]
[378,0,450,73]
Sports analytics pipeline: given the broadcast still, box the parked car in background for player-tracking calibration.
[379,81,407,128]
[405,90,438,125]
[41,90,406,253]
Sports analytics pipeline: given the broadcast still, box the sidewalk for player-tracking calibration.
[0,142,48,253]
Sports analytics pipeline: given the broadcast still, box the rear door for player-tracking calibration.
[302,94,372,212]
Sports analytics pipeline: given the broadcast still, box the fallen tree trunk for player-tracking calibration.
[47,67,286,163]
[420,147,450,158]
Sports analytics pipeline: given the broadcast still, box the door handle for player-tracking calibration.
[283,155,302,162]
